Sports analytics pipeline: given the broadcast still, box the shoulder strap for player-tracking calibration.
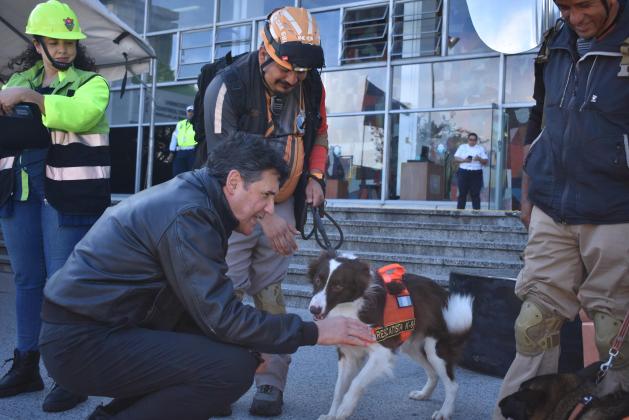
[536,19,564,64]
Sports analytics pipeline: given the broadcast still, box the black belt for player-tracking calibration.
[41,298,101,326]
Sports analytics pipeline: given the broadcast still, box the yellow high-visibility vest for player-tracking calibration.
[176,119,197,148]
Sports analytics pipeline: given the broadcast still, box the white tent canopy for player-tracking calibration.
[0,0,155,82]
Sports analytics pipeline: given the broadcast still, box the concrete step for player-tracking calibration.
[297,234,524,262]
[306,219,528,243]
[319,205,523,227]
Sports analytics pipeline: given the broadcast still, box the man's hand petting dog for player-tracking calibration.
[315,316,375,346]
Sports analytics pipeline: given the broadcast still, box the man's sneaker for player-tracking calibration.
[249,385,283,417]
[42,383,87,412]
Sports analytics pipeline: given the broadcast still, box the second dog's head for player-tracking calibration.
[307,251,375,320]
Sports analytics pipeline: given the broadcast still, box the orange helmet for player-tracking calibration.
[260,7,324,72]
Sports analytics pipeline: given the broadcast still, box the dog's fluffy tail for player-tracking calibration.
[443,294,474,334]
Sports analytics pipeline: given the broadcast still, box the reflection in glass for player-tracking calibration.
[314,11,340,67]
[149,0,214,32]
[341,5,388,64]
[218,0,290,21]
[447,0,491,55]
[100,0,145,33]
[146,85,198,123]
[505,54,535,103]
[392,64,432,110]
[389,110,493,203]
[501,107,531,210]
[148,34,177,82]
[110,89,141,125]
[433,58,498,106]
[179,30,212,79]
[392,0,442,59]
[326,115,385,200]
[392,58,499,109]
[215,25,252,60]
[303,0,362,8]
[321,68,387,114]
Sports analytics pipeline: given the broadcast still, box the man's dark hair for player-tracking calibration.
[206,132,289,186]
[468,132,479,140]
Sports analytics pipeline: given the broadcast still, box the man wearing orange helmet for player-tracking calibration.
[203,6,328,417]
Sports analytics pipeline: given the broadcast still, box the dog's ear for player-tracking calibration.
[499,389,546,420]
[307,252,327,282]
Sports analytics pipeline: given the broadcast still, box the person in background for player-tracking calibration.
[38,135,374,420]
[454,132,488,210]
[0,0,110,412]
[494,0,629,418]
[167,105,197,176]
[203,6,328,416]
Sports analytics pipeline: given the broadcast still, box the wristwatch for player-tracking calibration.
[308,171,326,189]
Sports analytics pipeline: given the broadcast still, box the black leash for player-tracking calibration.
[301,204,344,251]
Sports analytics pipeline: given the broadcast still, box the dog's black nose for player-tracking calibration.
[310,305,322,315]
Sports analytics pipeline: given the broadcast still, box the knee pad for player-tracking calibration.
[593,312,629,369]
[515,300,565,356]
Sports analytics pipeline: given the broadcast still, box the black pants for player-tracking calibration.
[457,169,483,210]
[39,321,259,420]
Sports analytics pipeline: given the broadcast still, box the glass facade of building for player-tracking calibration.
[101,0,536,210]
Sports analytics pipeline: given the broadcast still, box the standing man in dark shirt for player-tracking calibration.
[495,0,629,417]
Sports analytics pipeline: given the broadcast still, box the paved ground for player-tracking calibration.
[0,273,502,419]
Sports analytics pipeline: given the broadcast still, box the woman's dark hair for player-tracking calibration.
[206,132,289,186]
[8,40,96,73]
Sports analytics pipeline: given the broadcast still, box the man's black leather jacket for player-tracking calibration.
[43,169,318,354]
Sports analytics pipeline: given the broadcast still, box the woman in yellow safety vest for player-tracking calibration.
[0,0,110,412]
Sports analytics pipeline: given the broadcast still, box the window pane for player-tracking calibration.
[110,127,139,194]
[505,54,535,103]
[433,57,499,106]
[179,30,212,79]
[178,63,205,79]
[392,0,442,59]
[314,10,340,67]
[447,0,491,55]
[215,25,252,59]
[148,34,177,82]
[389,110,493,203]
[110,89,141,125]
[100,0,145,33]
[321,67,387,113]
[149,0,214,32]
[181,29,212,49]
[146,85,198,123]
[303,0,364,8]
[180,46,212,64]
[341,5,388,64]
[392,63,432,110]
[218,0,291,21]
[326,115,385,200]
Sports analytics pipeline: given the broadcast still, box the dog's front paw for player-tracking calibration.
[409,390,430,400]
[431,409,452,420]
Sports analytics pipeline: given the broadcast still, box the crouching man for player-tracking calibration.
[38,134,374,420]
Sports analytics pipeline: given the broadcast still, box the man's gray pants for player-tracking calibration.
[227,198,294,391]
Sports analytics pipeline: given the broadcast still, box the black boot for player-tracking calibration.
[42,383,88,412]
[0,349,44,398]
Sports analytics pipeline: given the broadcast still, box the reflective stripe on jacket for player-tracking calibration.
[0,61,111,215]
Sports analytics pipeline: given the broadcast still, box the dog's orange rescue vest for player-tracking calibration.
[372,264,416,343]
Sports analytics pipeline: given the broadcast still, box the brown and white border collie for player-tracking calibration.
[307,251,474,420]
